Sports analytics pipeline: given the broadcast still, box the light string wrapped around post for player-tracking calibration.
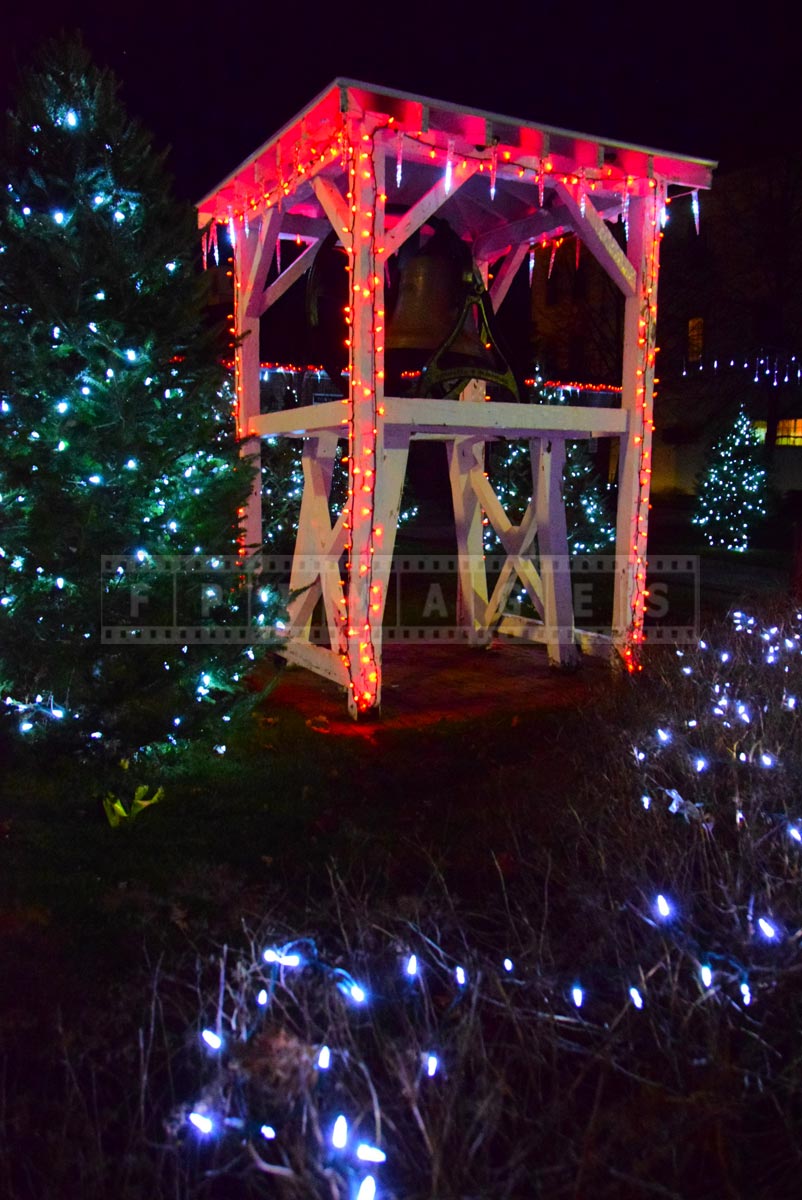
[623,185,663,671]
[340,119,386,714]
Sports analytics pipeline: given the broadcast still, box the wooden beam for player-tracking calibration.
[254,397,627,441]
[553,181,636,297]
[258,238,322,315]
[469,470,544,622]
[383,160,480,258]
[474,209,571,263]
[280,640,350,688]
[312,176,350,241]
[489,242,529,312]
[254,400,348,438]
[243,208,282,318]
[448,437,488,640]
[384,396,628,439]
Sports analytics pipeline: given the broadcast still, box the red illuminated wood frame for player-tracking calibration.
[199,80,714,715]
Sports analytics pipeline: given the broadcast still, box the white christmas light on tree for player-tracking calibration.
[693,406,767,552]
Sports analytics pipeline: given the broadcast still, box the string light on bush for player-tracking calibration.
[357,1144,387,1164]
[263,947,302,967]
[189,1112,214,1135]
[201,1029,222,1051]
[331,1114,348,1150]
[356,1177,377,1200]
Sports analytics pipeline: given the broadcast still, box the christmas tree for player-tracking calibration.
[0,37,276,757]
[692,405,767,551]
[485,375,616,555]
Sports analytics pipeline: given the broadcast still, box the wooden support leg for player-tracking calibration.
[448,437,489,642]
[343,118,386,717]
[612,190,663,664]
[287,432,340,641]
[235,316,263,552]
[364,427,410,684]
[535,438,579,667]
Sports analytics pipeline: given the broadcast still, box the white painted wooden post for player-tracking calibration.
[536,437,578,666]
[613,187,664,666]
[234,291,262,551]
[342,119,385,716]
[234,210,281,552]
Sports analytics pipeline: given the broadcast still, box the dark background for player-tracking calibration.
[2,1,800,201]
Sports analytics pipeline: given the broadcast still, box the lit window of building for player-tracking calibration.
[775,419,802,446]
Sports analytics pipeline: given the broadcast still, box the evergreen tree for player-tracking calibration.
[0,37,275,756]
[692,405,767,551]
[485,375,616,554]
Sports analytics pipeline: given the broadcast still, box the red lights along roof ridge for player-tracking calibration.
[197,78,716,213]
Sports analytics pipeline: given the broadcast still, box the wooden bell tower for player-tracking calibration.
[198,81,714,717]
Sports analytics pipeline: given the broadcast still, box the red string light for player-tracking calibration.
[625,192,663,670]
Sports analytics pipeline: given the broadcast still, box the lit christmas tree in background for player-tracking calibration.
[692,404,767,552]
[485,374,616,554]
[0,37,276,756]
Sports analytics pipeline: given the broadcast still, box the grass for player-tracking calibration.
[2,535,802,1196]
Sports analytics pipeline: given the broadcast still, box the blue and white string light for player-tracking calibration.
[177,606,802,1194]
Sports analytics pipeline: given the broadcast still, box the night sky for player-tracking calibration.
[3,2,801,202]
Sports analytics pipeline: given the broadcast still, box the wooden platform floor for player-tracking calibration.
[262,642,606,737]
